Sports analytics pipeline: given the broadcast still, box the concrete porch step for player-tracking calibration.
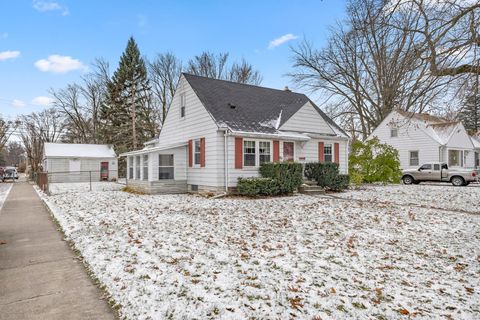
[299,184,325,195]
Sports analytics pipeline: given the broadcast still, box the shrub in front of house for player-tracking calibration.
[237,177,280,196]
[237,162,303,196]
[259,162,304,194]
[349,137,402,184]
[304,162,350,191]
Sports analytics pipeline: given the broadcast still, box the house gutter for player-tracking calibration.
[220,127,230,193]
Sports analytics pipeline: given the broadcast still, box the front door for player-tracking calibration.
[100,162,109,181]
[283,142,294,161]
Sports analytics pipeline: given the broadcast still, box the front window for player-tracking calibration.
[390,128,398,138]
[433,164,440,171]
[324,144,333,162]
[448,150,462,167]
[409,151,419,166]
[129,156,133,179]
[194,139,201,165]
[143,154,148,180]
[159,154,174,179]
[244,140,256,166]
[135,156,141,179]
[259,141,271,164]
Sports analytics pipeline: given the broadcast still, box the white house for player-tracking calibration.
[370,110,477,169]
[121,73,349,194]
[43,143,118,183]
[470,134,480,167]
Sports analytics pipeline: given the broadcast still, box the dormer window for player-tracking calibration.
[180,93,186,118]
[390,128,398,138]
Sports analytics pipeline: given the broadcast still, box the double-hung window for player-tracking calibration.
[244,140,256,166]
[194,139,201,166]
[158,154,174,179]
[143,154,148,180]
[390,128,398,138]
[180,94,186,118]
[128,156,133,179]
[259,141,271,164]
[135,156,141,179]
[409,151,419,166]
[324,144,333,162]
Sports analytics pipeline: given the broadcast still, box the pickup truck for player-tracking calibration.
[402,162,478,186]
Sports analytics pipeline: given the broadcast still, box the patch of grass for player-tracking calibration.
[121,186,146,195]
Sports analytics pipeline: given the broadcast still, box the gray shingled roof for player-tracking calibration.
[183,73,347,136]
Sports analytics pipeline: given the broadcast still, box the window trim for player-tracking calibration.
[323,143,333,163]
[243,139,273,168]
[409,150,419,166]
[193,139,201,167]
[158,154,174,180]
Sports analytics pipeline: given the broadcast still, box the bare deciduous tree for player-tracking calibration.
[290,0,450,139]
[0,116,20,153]
[389,0,480,77]
[187,51,263,85]
[148,53,182,124]
[19,108,64,172]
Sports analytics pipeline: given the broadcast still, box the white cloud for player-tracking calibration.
[32,96,54,106]
[268,33,298,49]
[32,1,69,16]
[11,99,26,108]
[0,50,20,61]
[34,54,85,73]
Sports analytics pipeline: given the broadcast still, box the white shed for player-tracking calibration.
[43,143,118,183]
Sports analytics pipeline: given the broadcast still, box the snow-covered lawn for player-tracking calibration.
[0,183,12,211]
[342,184,480,214]
[48,182,123,195]
[38,186,480,319]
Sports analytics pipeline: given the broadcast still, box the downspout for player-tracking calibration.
[224,129,229,193]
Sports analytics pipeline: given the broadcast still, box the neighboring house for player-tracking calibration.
[470,134,480,168]
[370,110,477,169]
[121,73,349,194]
[43,143,118,183]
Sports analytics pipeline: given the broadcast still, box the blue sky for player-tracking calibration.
[0,0,347,118]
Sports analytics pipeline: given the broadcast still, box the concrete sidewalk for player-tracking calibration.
[0,182,115,320]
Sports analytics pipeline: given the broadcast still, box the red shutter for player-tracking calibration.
[334,142,340,164]
[235,137,243,169]
[188,140,193,167]
[273,140,280,162]
[200,137,206,167]
[318,142,324,163]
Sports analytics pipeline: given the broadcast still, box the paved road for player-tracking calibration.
[0,182,115,320]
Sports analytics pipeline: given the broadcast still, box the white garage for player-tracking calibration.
[43,143,118,183]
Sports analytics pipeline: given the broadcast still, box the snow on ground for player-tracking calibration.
[0,183,12,211]
[342,184,480,214]
[48,182,123,195]
[38,187,480,319]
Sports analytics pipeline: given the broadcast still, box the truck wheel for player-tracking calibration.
[402,176,414,185]
[451,176,465,186]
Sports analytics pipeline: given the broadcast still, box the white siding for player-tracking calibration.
[45,157,118,182]
[279,102,336,134]
[158,75,221,188]
[370,111,441,169]
[225,137,348,187]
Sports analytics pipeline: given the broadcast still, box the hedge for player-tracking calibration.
[237,177,280,197]
[237,162,303,197]
[259,162,303,194]
[304,162,349,191]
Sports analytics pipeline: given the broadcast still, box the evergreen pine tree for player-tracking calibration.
[458,91,480,134]
[100,37,156,154]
